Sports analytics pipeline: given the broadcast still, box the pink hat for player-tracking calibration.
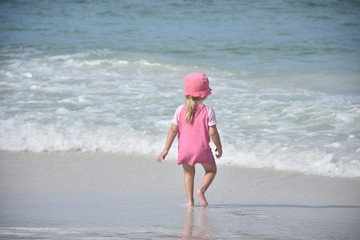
[183,73,212,97]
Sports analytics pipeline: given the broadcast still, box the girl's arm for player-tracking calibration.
[157,124,179,162]
[209,125,222,158]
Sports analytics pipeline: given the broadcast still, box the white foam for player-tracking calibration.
[325,143,342,148]
[0,115,358,177]
[220,140,360,177]
[0,49,359,177]
[56,108,71,115]
[0,118,157,153]
[22,72,33,78]
[336,112,356,123]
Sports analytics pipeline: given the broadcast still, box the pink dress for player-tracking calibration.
[172,104,216,165]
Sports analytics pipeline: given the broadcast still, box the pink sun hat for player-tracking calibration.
[183,73,212,98]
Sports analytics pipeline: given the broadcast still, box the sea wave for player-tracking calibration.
[0,49,359,178]
[1,117,359,178]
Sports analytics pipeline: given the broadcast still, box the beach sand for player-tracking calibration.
[0,151,359,239]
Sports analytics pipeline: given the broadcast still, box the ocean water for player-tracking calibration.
[0,0,359,177]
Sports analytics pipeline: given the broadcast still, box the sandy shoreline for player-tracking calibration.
[1,151,359,205]
[0,151,359,239]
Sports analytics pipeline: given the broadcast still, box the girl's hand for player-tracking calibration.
[215,148,222,158]
[157,150,168,162]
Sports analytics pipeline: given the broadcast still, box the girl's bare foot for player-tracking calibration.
[197,189,208,207]
[183,201,194,207]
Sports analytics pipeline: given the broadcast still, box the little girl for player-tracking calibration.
[157,73,223,207]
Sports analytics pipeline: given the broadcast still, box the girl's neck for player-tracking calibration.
[195,102,204,109]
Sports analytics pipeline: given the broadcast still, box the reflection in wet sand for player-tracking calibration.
[180,207,213,239]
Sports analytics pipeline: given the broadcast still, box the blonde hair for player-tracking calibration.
[185,96,206,124]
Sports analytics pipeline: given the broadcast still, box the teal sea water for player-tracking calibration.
[0,0,359,177]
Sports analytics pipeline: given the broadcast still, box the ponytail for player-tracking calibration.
[185,96,196,124]
[185,96,206,124]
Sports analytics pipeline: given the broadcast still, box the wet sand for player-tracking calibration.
[0,151,359,239]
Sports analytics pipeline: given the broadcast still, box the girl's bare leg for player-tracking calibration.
[182,164,195,207]
[197,162,217,207]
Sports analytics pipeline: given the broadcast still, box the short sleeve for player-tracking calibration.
[206,106,217,126]
[172,105,184,126]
